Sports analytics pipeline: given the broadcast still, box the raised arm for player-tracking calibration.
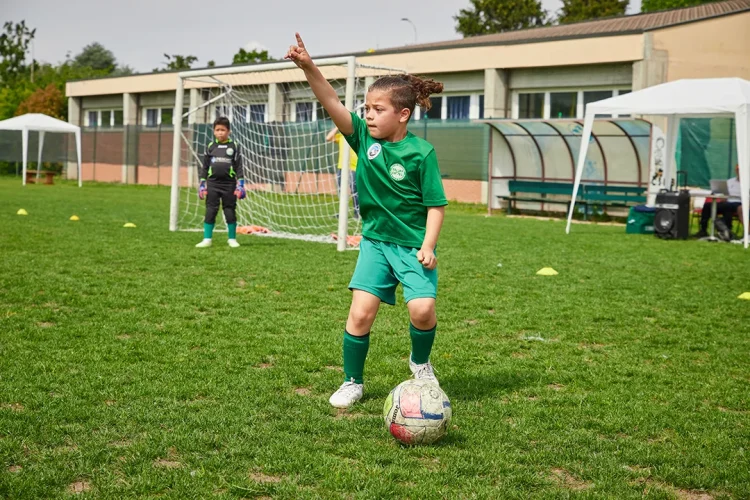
[285,33,353,135]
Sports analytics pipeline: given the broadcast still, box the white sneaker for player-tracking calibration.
[329,378,363,408]
[227,239,240,248]
[195,239,212,248]
[409,356,439,386]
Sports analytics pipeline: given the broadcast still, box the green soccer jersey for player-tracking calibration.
[344,112,447,248]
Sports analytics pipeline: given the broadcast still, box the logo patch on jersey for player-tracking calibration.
[367,143,382,160]
[389,163,406,181]
[226,148,234,156]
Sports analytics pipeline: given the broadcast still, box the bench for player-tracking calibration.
[499,180,579,216]
[581,184,646,217]
[26,170,56,185]
[497,180,646,219]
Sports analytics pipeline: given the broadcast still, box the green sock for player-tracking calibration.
[343,331,369,384]
[203,222,215,239]
[410,323,436,365]
[228,223,237,239]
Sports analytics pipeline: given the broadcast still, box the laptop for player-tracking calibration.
[710,179,729,195]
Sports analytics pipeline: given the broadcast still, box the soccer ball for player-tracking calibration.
[383,379,452,445]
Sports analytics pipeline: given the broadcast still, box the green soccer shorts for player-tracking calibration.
[349,237,438,305]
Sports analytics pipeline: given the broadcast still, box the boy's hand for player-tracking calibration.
[417,247,437,270]
[198,180,207,200]
[284,33,312,70]
[235,179,246,200]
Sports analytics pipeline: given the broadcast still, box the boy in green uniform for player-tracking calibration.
[286,34,447,408]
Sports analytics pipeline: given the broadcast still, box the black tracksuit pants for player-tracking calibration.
[205,181,237,225]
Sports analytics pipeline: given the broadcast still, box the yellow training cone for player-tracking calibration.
[123,222,136,228]
[69,215,80,221]
[738,292,750,300]
[536,267,559,276]
[17,209,28,216]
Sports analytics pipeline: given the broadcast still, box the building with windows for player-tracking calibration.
[66,0,750,202]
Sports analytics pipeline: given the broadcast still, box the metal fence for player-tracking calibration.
[0,120,491,183]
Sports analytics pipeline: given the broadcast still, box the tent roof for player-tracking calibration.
[588,78,750,116]
[0,113,80,133]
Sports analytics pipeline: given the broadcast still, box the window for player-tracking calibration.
[316,102,330,121]
[423,97,443,119]
[550,92,577,119]
[114,110,123,126]
[616,90,632,117]
[250,104,266,122]
[583,91,613,118]
[215,105,229,120]
[355,100,365,118]
[100,110,112,128]
[233,105,247,123]
[478,94,485,119]
[146,109,159,127]
[87,111,98,127]
[518,93,544,119]
[447,96,470,120]
[583,91,613,108]
[160,108,173,127]
[295,102,313,122]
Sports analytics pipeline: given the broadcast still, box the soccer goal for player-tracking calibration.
[168,57,399,251]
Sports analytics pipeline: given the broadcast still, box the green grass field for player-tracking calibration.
[1,177,748,499]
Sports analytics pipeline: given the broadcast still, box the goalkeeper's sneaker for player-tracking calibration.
[329,378,363,408]
[227,239,240,248]
[195,239,212,248]
[409,357,439,386]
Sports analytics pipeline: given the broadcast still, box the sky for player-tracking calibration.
[5,0,642,73]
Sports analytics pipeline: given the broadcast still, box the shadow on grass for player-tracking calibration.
[442,369,533,402]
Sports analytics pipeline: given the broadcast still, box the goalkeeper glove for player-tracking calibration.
[198,180,207,200]
[235,179,246,200]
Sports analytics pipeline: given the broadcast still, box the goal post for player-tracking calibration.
[169,56,391,251]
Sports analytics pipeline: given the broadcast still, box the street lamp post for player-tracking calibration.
[401,18,417,45]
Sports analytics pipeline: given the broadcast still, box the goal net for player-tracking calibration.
[169,58,398,250]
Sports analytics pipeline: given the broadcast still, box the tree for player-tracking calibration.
[558,0,629,24]
[15,83,65,119]
[154,54,198,72]
[0,21,35,85]
[74,42,117,73]
[642,0,717,12]
[454,0,548,37]
[232,48,273,65]
[112,65,135,76]
[207,60,216,67]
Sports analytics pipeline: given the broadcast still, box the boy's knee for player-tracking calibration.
[348,306,377,331]
[408,300,436,329]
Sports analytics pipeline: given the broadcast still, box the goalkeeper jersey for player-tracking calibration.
[200,138,243,182]
[343,112,447,249]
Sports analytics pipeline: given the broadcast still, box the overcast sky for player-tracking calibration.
[5,0,643,73]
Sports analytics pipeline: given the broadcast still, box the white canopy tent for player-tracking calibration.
[566,78,750,248]
[0,113,82,187]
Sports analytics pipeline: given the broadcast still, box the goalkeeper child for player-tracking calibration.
[195,117,246,248]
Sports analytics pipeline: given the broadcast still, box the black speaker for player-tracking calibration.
[654,190,690,239]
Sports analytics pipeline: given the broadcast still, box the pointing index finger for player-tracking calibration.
[295,33,305,48]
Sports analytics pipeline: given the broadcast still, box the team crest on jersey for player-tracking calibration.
[367,143,382,160]
[226,148,234,156]
[389,163,406,181]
